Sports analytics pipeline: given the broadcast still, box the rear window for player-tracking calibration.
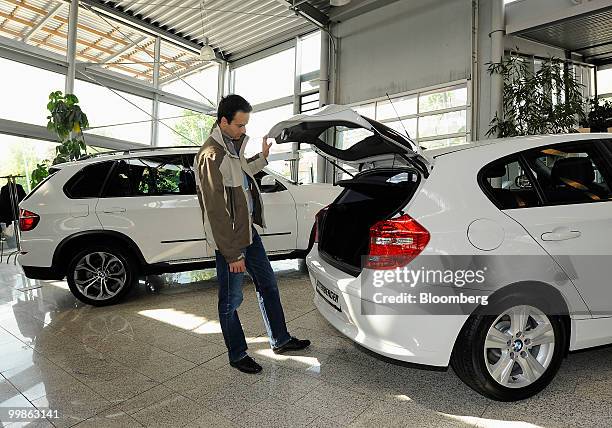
[64,161,114,199]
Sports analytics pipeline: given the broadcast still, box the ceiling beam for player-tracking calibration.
[273,0,329,29]
[79,0,206,54]
[22,3,65,42]
[102,35,149,64]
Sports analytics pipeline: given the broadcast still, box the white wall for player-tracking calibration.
[333,0,471,105]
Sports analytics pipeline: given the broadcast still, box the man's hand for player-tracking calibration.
[262,135,272,159]
[229,259,246,273]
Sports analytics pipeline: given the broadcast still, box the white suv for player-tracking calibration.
[270,105,612,401]
[18,147,340,306]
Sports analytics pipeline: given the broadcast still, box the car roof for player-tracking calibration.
[425,133,612,158]
[54,146,200,169]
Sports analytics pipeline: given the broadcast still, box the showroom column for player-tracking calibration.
[317,28,330,183]
[490,0,505,126]
[151,37,161,146]
[65,0,79,94]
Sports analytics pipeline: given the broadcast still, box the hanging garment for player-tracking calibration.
[0,182,26,225]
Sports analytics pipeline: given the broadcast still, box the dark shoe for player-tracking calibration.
[230,355,262,374]
[273,337,311,354]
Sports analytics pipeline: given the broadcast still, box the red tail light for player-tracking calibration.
[314,206,329,243]
[367,214,430,269]
[19,209,40,231]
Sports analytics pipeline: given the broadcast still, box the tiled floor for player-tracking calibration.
[0,260,611,427]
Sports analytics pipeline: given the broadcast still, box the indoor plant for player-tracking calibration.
[487,51,586,138]
[30,91,89,187]
[580,97,612,132]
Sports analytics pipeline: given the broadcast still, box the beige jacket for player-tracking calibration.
[194,125,268,263]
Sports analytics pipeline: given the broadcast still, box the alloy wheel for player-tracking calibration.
[483,304,556,388]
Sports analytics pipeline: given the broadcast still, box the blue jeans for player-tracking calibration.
[215,227,291,362]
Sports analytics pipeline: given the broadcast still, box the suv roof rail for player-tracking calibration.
[78,145,200,161]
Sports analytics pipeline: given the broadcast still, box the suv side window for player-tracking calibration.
[523,142,612,205]
[103,156,194,197]
[480,157,540,209]
[64,161,114,199]
[128,156,186,196]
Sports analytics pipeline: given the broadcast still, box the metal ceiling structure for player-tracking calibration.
[514,5,612,66]
[0,0,331,83]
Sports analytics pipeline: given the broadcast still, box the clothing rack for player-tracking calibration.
[0,175,25,264]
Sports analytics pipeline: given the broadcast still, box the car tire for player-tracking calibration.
[451,295,567,401]
[66,246,137,306]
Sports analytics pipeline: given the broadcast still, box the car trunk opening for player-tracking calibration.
[317,168,422,276]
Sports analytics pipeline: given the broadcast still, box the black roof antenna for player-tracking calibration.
[385,92,411,140]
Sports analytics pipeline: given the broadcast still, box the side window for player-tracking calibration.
[103,156,194,197]
[524,143,612,205]
[480,158,540,209]
[254,170,287,193]
[64,161,114,199]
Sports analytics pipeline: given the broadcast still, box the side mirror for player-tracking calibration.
[261,175,276,186]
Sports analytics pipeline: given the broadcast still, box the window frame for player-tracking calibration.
[477,154,541,211]
[520,140,612,208]
[478,139,612,210]
[63,161,115,200]
[100,155,193,198]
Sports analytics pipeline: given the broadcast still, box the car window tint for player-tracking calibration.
[131,156,192,196]
[481,158,540,209]
[64,161,113,199]
[524,143,612,205]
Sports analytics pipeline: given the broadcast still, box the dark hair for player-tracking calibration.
[217,94,252,124]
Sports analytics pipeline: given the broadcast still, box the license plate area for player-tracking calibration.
[316,280,341,312]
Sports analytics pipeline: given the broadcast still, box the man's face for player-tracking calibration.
[220,111,250,140]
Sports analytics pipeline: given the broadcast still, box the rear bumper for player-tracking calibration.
[306,247,467,367]
[20,264,63,280]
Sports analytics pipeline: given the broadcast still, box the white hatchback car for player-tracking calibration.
[18,147,341,306]
[270,105,612,401]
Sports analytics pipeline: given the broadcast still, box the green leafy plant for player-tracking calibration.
[172,110,216,146]
[487,51,586,138]
[30,163,50,188]
[581,98,612,132]
[47,91,89,163]
[30,91,90,187]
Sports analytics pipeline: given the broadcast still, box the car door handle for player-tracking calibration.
[102,207,126,214]
[541,229,581,241]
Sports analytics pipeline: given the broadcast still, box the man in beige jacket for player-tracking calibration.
[194,95,310,373]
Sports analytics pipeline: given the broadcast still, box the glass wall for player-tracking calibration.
[0,58,65,126]
[230,31,322,181]
[157,103,216,147]
[233,48,295,106]
[161,62,219,107]
[76,80,153,145]
[341,83,470,150]
[598,68,612,100]
[0,135,58,192]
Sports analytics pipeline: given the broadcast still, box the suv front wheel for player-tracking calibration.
[66,246,137,306]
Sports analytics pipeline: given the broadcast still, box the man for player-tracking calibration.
[194,94,310,374]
